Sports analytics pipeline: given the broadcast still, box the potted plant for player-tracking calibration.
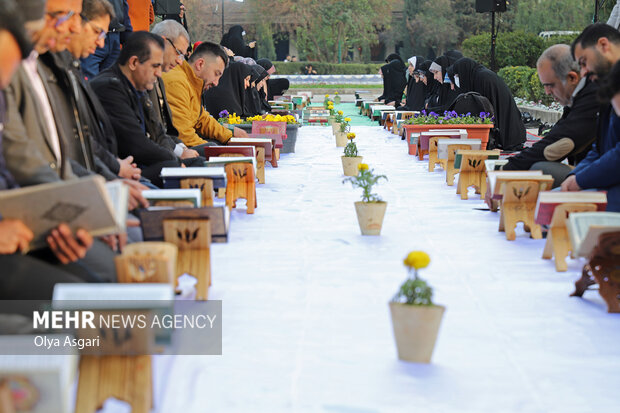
[335,116,351,147]
[332,110,344,132]
[323,94,331,108]
[341,132,363,176]
[343,163,387,235]
[403,110,495,155]
[389,251,445,363]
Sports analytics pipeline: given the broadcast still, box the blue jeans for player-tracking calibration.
[80,32,121,79]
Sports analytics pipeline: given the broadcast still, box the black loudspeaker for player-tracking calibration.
[154,0,180,15]
[475,0,507,12]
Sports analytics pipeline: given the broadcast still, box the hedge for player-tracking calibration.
[462,31,580,69]
[272,62,383,75]
[498,66,553,105]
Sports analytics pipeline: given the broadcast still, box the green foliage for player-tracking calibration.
[406,111,493,125]
[513,0,593,34]
[392,277,433,306]
[273,62,382,75]
[498,66,553,105]
[343,139,358,157]
[343,166,387,203]
[255,21,276,61]
[462,31,545,68]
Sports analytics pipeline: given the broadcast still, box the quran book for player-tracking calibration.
[0,176,122,250]
[486,171,544,199]
[105,181,129,233]
[160,167,227,189]
[203,146,255,159]
[142,189,202,208]
[454,150,499,169]
[436,139,481,159]
[534,191,607,225]
[567,212,620,257]
[139,206,230,243]
[203,156,256,173]
[484,159,509,172]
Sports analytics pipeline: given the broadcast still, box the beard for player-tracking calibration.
[592,50,613,77]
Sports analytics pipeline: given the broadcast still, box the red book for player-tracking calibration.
[534,191,608,225]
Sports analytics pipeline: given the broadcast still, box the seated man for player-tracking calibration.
[91,31,204,187]
[563,23,620,211]
[0,0,100,299]
[502,44,600,188]
[162,41,248,148]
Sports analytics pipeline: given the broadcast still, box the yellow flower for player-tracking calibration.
[344,117,351,122]
[403,251,430,270]
[358,163,369,171]
[328,105,334,110]
[347,132,355,140]
[335,92,339,95]
[338,110,343,115]
[325,94,329,98]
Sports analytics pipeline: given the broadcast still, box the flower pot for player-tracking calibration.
[354,201,387,235]
[332,123,341,135]
[335,132,348,147]
[335,96,341,105]
[403,124,494,155]
[341,156,363,176]
[389,302,445,363]
[281,124,299,153]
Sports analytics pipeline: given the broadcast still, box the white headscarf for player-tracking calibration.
[407,56,417,69]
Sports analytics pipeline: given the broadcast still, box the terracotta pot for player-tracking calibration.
[389,302,445,363]
[332,122,342,135]
[341,156,363,176]
[335,132,348,147]
[354,201,387,235]
[403,123,494,155]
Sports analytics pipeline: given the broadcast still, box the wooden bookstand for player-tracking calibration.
[571,231,620,313]
[541,203,598,271]
[225,163,256,214]
[427,137,447,172]
[498,180,549,241]
[151,200,195,208]
[384,113,394,131]
[445,144,472,186]
[179,178,214,207]
[163,217,212,300]
[115,242,178,285]
[76,354,152,413]
[456,150,500,200]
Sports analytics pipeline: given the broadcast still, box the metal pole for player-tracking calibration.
[491,11,497,72]
[594,0,599,22]
[222,0,225,38]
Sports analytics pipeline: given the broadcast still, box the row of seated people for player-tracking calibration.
[0,0,283,300]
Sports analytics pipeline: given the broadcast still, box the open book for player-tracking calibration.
[160,167,226,190]
[0,176,126,250]
[204,156,257,174]
[486,170,544,200]
[139,205,231,243]
[567,211,620,257]
[142,188,202,208]
[534,191,607,225]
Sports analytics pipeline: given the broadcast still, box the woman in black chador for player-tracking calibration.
[244,65,269,116]
[399,56,426,111]
[203,61,253,117]
[220,25,256,59]
[427,55,461,112]
[377,59,407,105]
[449,57,526,151]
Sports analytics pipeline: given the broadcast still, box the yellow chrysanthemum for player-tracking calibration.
[337,110,343,115]
[403,251,430,270]
[358,163,369,171]
[325,94,329,98]
[347,132,355,140]
[344,117,351,122]
[327,105,334,110]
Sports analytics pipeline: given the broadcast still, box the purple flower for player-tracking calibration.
[439,119,443,124]
[219,110,229,118]
[421,110,427,115]
[465,112,471,116]
[451,111,458,117]
[479,112,487,119]
[429,111,439,117]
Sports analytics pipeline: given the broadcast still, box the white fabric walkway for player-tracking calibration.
[107,125,619,413]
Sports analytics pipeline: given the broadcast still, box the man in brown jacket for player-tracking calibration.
[162,41,248,147]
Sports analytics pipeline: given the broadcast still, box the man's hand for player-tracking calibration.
[121,179,150,210]
[561,175,581,192]
[0,219,33,254]
[118,156,141,180]
[180,148,199,159]
[46,223,93,264]
[233,127,249,138]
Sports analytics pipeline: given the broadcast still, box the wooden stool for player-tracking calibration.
[445,144,471,186]
[456,150,500,200]
[428,137,447,172]
[75,355,152,413]
[384,113,394,130]
[499,180,545,241]
[225,163,257,214]
[571,231,620,313]
[541,203,597,271]
[163,217,211,300]
[115,242,177,285]
[180,178,214,207]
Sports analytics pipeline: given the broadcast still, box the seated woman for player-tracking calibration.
[427,55,461,112]
[244,65,269,116]
[203,61,253,118]
[377,59,407,106]
[449,57,526,151]
[303,64,318,75]
[257,58,276,112]
[399,55,426,111]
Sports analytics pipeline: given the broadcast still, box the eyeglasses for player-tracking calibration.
[166,37,185,61]
[80,14,107,41]
[47,10,75,28]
